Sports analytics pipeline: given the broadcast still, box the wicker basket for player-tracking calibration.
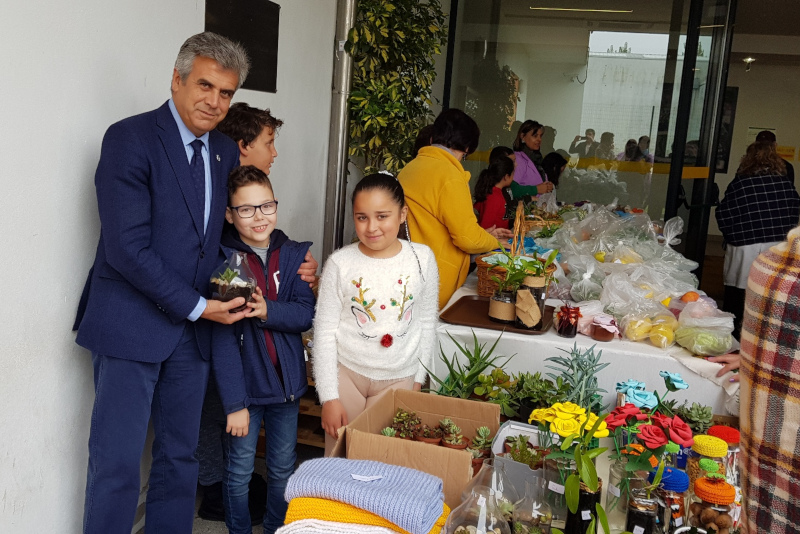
[521,215,561,236]
[476,202,554,297]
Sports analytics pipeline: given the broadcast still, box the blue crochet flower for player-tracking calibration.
[616,379,646,394]
[659,371,689,391]
[626,389,658,410]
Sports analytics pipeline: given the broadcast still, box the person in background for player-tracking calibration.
[617,138,647,162]
[474,156,515,230]
[511,120,554,196]
[489,146,538,203]
[541,152,568,187]
[737,225,800,534]
[568,128,598,160]
[638,135,654,163]
[594,131,616,161]
[197,103,318,523]
[715,140,800,338]
[756,130,794,184]
[399,109,511,309]
[313,174,439,454]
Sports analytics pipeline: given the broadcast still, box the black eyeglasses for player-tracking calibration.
[229,201,278,218]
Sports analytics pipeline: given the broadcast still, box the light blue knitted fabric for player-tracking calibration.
[284,458,444,534]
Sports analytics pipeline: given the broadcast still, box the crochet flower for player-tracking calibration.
[380,334,393,348]
[550,417,582,438]
[604,403,647,430]
[668,415,694,447]
[638,424,668,449]
[623,443,659,468]
[578,412,609,438]
[650,413,673,430]
[659,371,689,391]
[528,408,557,425]
[552,402,586,419]
[626,389,658,410]
[616,379,646,395]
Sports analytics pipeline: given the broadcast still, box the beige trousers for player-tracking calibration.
[323,364,414,456]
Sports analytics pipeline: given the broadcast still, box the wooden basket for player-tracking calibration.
[521,214,561,236]
[475,202,533,297]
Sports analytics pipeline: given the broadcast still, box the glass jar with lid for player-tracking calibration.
[686,435,727,492]
[687,477,736,532]
[648,467,690,534]
[707,425,740,487]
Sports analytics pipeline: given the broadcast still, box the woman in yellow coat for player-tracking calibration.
[399,109,514,309]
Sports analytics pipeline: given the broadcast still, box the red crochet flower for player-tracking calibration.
[650,413,673,430]
[638,424,668,449]
[380,334,393,348]
[605,403,647,430]
[668,415,694,448]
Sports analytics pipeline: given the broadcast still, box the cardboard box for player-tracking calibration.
[331,389,500,508]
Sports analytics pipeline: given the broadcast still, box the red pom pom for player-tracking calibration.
[380,334,393,348]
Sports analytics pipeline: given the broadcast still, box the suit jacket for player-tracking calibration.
[75,101,240,362]
[568,140,598,158]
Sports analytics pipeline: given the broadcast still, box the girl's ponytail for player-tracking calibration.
[474,157,515,202]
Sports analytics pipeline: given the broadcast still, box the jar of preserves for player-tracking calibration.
[686,435,727,492]
[556,305,581,338]
[688,477,736,533]
[707,425,740,487]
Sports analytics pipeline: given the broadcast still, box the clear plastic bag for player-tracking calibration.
[575,300,605,335]
[536,191,559,215]
[660,217,700,271]
[570,264,604,302]
[675,326,735,356]
[210,251,257,312]
[678,301,735,330]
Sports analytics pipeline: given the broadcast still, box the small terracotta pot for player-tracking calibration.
[471,457,484,476]
[441,439,469,450]
[415,434,442,446]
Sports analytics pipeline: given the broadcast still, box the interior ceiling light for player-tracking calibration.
[529,7,634,13]
[743,57,756,71]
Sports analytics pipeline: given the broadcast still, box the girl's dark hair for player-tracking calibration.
[512,120,544,151]
[431,108,480,155]
[228,165,273,204]
[352,172,405,207]
[541,152,568,186]
[411,124,435,159]
[474,157,515,203]
[489,146,514,164]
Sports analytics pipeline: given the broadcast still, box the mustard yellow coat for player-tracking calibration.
[398,146,497,309]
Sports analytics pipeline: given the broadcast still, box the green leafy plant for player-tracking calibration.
[470,426,493,450]
[443,432,466,445]
[438,418,461,436]
[392,408,421,427]
[380,427,396,437]
[515,371,568,412]
[417,424,442,439]
[218,267,238,284]
[508,441,547,471]
[674,402,713,434]
[345,0,447,173]
[474,368,515,398]
[505,434,530,450]
[489,244,556,293]
[545,344,609,413]
[422,331,511,399]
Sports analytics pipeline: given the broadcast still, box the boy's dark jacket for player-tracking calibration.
[212,225,315,414]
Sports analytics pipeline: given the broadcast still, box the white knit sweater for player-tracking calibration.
[312,241,439,403]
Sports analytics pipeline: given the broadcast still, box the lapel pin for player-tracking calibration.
[216,154,221,162]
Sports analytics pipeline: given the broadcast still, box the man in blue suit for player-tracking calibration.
[74,32,252,534]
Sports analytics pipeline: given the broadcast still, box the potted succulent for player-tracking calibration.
[392,408,421,431]
[514,371,569,424]
[469,426,494,457]
[507,440,548,471]
[468,447,486,476]
[380,427,396,437]
[415,424,443,445]
[474,368,519,418]
[439,418,468,449]
[504,434,531,454]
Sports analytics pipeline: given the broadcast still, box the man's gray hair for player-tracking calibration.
[174,32,251,89]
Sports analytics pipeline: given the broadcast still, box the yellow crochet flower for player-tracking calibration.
[551,417,582,437]
[285,497,450,534]
[528,408,556,424]
[552,402,586,420]
[577,412,610,438]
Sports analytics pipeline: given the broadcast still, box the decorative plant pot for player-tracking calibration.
[471,457,484,477]
[564,479,603,534]
[488,290,516,324]
[515,276,548,330]
[415,434,442,446]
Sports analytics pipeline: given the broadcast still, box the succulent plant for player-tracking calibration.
[418,424,442,439]
[443,432,465,445]
[392,408,421,427]
[675,401,713,434]
[380,427,396,437]
[508,442,546,470]
[470,426,493,450]
[545,343,610,412]
[505,434,530,450]
[439,418,461,436]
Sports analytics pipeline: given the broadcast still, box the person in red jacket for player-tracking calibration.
[474,156,515,230]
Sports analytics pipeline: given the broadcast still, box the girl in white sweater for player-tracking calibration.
[313,173,439,454]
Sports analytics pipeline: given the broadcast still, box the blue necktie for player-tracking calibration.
[189,139,206,225]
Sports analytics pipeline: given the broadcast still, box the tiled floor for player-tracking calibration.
[192,444,323,533]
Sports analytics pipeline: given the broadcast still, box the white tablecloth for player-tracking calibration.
[434,274,739,415]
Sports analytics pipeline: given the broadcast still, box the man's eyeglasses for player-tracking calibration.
[229,201,279,218]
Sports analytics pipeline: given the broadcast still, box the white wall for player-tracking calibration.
[0,1,334,532]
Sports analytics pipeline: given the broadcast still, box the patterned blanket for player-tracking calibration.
[740,226,800,534]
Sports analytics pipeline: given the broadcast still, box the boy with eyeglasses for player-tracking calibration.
[211,164,315,534]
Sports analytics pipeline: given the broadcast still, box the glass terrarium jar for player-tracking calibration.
[686,435,728,493]
[687,477,736,532]
[463,458,519,525]
[707,425,741,487]
[649,467,690,534]
[543,457,575,530]
[605,458,646,532]
[445,486,511,534]
[626,488,659,534]
[513,477,553,534]
[515,275,548,331]
[489,289,516,324]
[564,479,603,534]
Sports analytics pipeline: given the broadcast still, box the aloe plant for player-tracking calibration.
[421,330,512,399]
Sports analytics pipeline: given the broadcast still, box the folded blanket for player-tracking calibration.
[276,519,395,534]
[285,458,444,534]
[285,497,450,534]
